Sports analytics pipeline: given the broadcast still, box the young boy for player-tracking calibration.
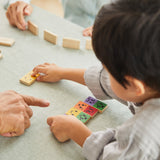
[32,0,160,159]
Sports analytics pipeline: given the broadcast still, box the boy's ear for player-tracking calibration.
[125,76,145,96]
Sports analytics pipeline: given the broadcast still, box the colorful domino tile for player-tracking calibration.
[74,101,89,111]
[83,106,98,118]
[66,107,81,116]
[84,96,97,106]
[19,71,39,86]
[93,100,108,113]
[76,112,91,124]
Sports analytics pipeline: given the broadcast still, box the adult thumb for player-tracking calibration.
[24,5,33,16]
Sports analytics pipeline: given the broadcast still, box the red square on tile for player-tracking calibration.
[83,106,98,118]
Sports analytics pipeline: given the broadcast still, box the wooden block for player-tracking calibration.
[84,96,97,106]
[66,107,81,117]
[74,101,89,111]
[19,71,39,86]
[63,37,80,49]
[0,37,15,47]
[86,39,93,50]
[76,112,91,124]
[0,53,3,59]
[83,106,98,118]
[28,21,39,36]
[93,100,108,113]
[44,30,57,45]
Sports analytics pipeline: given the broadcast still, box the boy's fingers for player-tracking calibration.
[36,75,48,82]
[32,67,47,75]
[47,117,55,126]
[21,94,50,107]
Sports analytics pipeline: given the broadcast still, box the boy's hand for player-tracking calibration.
[47,115,75,142]
[6,1,32,30]
[47,115,92,146]
[32,63,64,82]
[83,26,93,37]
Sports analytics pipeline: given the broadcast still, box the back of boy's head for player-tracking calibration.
[92,0,160,91]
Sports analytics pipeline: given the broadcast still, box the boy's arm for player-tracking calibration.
[61,68,86,85]
[32,63,86,85]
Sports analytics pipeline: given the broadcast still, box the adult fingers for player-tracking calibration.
[21,94,50,107]
[6,11,14,26]
[23,112,31,129]
[0,114,25,137]
[24,5,33,16]
[17,3,28,29]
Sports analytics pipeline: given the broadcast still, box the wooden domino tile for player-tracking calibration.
[93,100,108,113]
[0,53,3,59]
[86,39,93,50]
[74,101,89,111]
[84,96,97,106]
[63,37,80,49]
[66,107,81,117]
[0,37,15,47]
[0,50,2,59]
[44,30,57,45]
[19,71,39,86]
[28,21,39,36]
[83,106,98,118]
[76,112,91,124]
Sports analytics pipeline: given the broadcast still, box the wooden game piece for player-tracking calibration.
[19,71,39,86]
[28,21,39,36]
[74,101,89,111]
[66,107,81,117]
[76,112,91,124]
[0,53,3,59]
[44,30,57,45]
[84,96,97,106]
[0,37,15,47]
[85,39,93,50]
[93,100,108,113]
[63,37,80,49]
[83,106,98,118]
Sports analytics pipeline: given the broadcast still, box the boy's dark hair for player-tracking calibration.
[92,0,160,91]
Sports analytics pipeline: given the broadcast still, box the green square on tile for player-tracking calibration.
[76,112,91,124]
[93,100,107,113]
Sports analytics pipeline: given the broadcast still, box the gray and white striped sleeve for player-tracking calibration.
[84,65,127,105]
[82,99,160,160]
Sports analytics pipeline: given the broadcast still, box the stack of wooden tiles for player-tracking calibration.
[66,96,108,124]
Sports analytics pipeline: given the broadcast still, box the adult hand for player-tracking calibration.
[83,26,93,37]
[0,90,50,137]
[6,1,33,30]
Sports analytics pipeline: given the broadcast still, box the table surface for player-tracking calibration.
[0,3,132,160]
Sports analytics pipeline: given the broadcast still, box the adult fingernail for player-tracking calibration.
[25,9,30,15]
[43,100,50,106]
[1,133,12,137]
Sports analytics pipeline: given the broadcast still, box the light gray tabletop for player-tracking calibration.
[0,3,132,160]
